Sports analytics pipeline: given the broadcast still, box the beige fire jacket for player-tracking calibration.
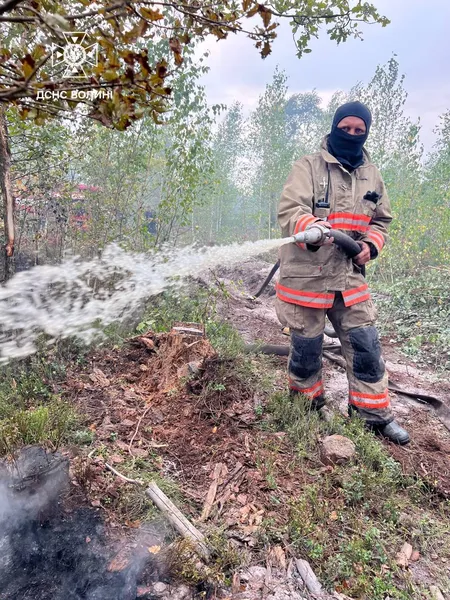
[277,137,392,309]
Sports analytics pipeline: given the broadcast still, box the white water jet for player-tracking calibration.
[0,239,290,363]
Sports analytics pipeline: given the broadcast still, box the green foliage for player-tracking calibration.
[371,270,450,370]
[0,398,78,455]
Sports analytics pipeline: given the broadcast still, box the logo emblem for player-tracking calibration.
[52,32,98,78]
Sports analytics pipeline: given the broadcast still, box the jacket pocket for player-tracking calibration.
[360,199,377,217]
[281,262,324,278]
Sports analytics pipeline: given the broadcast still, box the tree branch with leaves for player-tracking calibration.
[0,1,389,129]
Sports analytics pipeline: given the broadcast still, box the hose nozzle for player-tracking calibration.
[291,223,330,245]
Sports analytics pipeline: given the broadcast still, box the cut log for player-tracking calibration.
[146,482,210,559]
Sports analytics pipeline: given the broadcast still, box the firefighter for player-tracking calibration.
[276,101,410,445]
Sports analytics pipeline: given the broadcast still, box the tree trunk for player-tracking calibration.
[0,107,15,281]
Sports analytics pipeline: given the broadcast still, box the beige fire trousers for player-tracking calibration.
[275,293,393,425]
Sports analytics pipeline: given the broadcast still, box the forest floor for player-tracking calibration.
[1,257,449,600]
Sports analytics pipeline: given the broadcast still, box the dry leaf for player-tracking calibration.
[410,550,420,562]
[396,542,413,568]
[89,368,110,387]
[91,499,101,507]
[125,519,141,528]
[269,545,286,570]
[148,545,161,554]
[86,536,91,543]
[109,454,124,464]
[329,510,338,521]
[139,337,155,351]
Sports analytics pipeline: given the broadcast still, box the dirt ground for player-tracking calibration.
[210,258,450,498]
[50,256,450,599]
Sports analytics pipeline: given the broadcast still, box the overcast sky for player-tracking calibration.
[198,0,450,154]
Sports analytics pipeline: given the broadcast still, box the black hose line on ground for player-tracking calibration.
[253,260,280,298]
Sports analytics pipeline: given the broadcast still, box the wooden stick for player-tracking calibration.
[323,350,346,368]
[200,462,223,522]
[105,462,141,485]
[295,559,323,597]
[146,481,210,559]
[128,404,152,456]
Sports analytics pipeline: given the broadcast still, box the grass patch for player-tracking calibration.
[0,397,78,454]
[370,270,450,371]
[263,391,450,599]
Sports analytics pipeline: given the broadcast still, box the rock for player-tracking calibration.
[152,582,168,595]
[295,559,322,596]
[410,550,420,562]
[169,584,191,600]
[136,586,152,598]
[320,435,356,466]
[429,586,445,600]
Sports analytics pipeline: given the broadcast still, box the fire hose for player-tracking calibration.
[247,225,450,431]
[253,224,364,337]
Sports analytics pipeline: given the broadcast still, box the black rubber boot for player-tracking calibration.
[370,421,410,445]
[348,405,410,445]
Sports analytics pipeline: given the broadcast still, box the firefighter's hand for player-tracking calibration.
[354,242,371,265]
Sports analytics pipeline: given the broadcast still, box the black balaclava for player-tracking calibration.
[327,101,372,170]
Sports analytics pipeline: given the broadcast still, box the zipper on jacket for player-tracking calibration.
[351,171,357,210]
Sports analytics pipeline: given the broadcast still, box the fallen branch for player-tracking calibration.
[295,558,323,597]
[100,458,211,558]
[105,462,141,485]
[128,403,152,457]
[146,481,210,559]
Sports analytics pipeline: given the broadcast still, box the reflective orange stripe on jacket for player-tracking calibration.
[294,213,318,250]
[327,212,371,232]
[342,283,370,307]
[366,228,385,252]
[276,283,335,309]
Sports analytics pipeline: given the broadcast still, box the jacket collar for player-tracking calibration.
[320,135,372,170]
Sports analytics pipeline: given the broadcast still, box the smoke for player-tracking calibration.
[0,448,164,600]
